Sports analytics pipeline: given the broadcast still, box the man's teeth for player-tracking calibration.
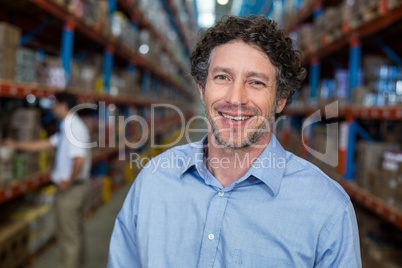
[221,113,251,121]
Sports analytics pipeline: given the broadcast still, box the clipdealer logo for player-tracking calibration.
[301,101,339,167]
[62,101,340,166]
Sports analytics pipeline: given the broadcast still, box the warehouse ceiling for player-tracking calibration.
[194,0,274,29]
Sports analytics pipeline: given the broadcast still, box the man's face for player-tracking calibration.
[52,100,66,120]
[198,41,286,149]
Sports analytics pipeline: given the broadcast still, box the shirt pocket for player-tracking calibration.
[231,249,294,268]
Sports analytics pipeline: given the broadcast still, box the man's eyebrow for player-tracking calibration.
[211,67,270,81]
[211,67,233,74]
[246,72,270,81]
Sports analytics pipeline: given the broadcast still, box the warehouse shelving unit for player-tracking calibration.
[288,105,402,120]
[0,1,197,262]
[0,79,188,106]
[163,0,192,55]
[116,0,190,76]
[0,111,192,206]
[300,3,402,65]
[282,0,402,230]
[311,159,402,230]
[27,0,194,99]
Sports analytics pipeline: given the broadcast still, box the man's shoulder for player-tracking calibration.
[283,151,350,205]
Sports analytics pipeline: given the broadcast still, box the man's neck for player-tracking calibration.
[61,113,72,121]
[205,133,272,188]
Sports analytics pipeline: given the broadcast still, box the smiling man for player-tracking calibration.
[108,15,361,267]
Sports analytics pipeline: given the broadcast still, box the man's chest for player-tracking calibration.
[135,184,322,267]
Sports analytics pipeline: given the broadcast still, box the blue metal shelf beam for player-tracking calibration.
[142,71,151,96]
[348,37,361,101]
[61,21,75,84]
[20,17,55,46]
[344,121,374,180]
[109,0,118,16]
[161,0,189,57]
[104,47,114,93]
[309,59,320,105]
[370,35,402,65]
[74,44,97,62]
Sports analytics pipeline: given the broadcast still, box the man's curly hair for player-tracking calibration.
[190,15,307,119]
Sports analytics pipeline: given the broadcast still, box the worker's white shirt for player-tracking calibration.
[49,114,91,184]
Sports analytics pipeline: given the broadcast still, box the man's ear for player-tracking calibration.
[275,97,287,114]
[197,84,205,104]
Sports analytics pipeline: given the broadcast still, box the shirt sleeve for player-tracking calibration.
[107,173,142,267]
[49,133,60,147]
[314,202,362,268]
[68,121,89,158]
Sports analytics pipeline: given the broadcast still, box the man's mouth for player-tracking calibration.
[220,112,252,121]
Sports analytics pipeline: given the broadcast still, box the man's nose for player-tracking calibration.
[224,80,248,106]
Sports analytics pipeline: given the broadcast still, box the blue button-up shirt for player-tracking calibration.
[108,134,361,267]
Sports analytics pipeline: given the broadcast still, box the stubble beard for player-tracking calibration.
[204,100,277,150]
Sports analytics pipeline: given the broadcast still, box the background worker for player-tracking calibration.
[5,92,91,268]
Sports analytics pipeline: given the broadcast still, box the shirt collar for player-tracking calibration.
[247,134,287,197]
[180,135,208,175]
[181,133,287,197]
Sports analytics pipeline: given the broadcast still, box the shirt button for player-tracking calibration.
[218,191,224,197]
[208,234,214,240]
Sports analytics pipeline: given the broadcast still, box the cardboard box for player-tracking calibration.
[0,23,21,46]
[11,109,41,129]
[0,44,17,80]
[16,47,37,83]
[368,169,401,207]
[356,142,400,189]
[0,219,29,268]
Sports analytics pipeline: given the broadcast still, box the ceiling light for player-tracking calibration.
[139,44,149,55]
[217,0,229,5]
[198,13,215,28]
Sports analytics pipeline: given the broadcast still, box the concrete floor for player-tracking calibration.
[33,122,207,268]
[33,183,131,268]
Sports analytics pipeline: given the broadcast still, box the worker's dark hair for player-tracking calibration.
[55,92,78,110]
[190,15,307,118]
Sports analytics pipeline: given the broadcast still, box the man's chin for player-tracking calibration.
[213,134,251,149]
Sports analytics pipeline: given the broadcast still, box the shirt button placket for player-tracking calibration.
[197,191,229,268]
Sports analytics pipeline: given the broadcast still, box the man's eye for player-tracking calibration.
[215,75,228,80]
[252,81,265,86]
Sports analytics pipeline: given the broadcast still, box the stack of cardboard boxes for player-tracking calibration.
[12,205,56,255]
[368,151,402,209]
[37,56,66,89]
[16,48,37,83]
[0,147,15,189]
[0,23,21,80]
[356,142,400,189]
[10,108,42,179]
[294,0,401,57]
[357,141,402,208]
